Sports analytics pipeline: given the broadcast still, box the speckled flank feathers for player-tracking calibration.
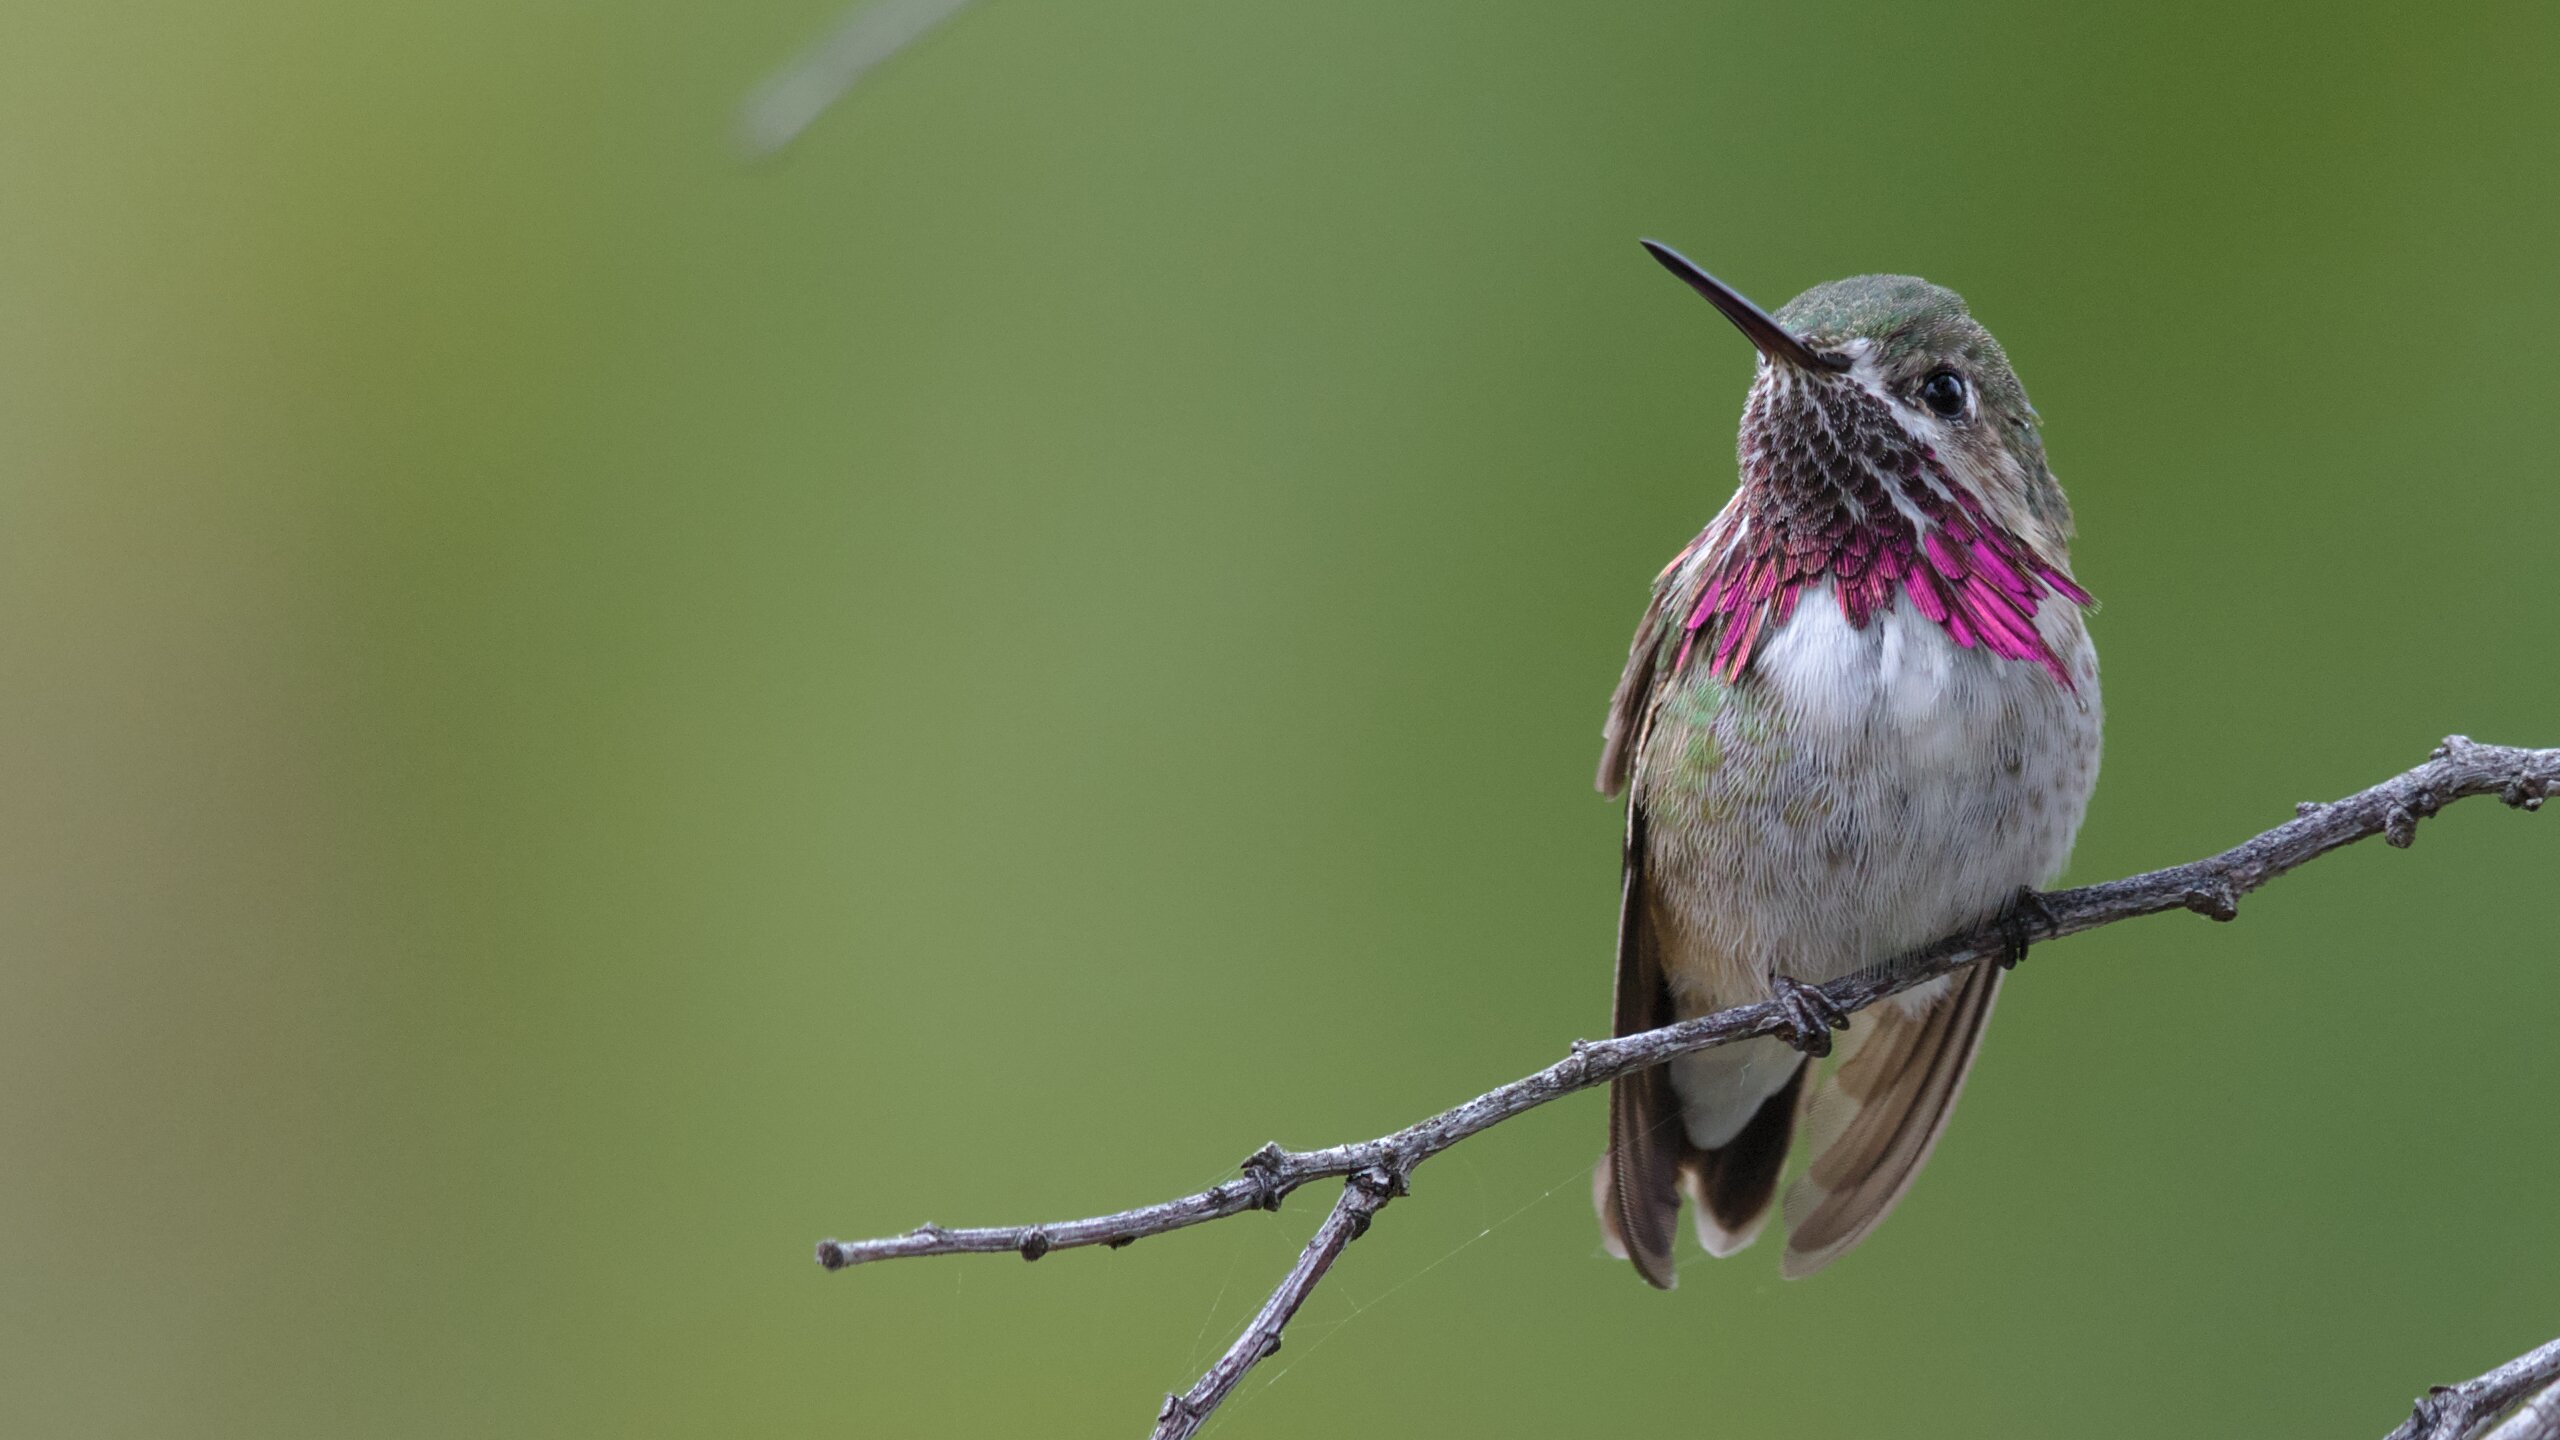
[1595,264,2102,1288]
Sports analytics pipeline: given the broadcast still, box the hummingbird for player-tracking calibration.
[1593,241,2101,1286]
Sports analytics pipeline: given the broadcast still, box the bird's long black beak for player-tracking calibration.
[1639,240,1848,373]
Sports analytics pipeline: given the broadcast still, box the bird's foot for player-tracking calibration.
[1995,886,2057,971]
[1770,976,1848,1057]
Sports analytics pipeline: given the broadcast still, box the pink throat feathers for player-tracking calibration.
[1671,372,2093,688]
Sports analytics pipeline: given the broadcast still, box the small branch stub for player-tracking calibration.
[2182,875,2241,922]
[2386,805,2421,848]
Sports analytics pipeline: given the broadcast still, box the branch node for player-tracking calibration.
[1364,1150,1413,1198]
[2385,804,2420,848]
[2182,876,2240,922]
[816,1240,849,1270]
[2295,800,2323,817]
[913,1222,949,1240]
[2434,734,2475,760]
[1343,1168,1401,1239]
[1239,1143,1291,1212]
[1017,1229,1052,1262]
[1105,1235,1137,1250]
[1563,1038,1597,1084]
[2504,773,2549,812]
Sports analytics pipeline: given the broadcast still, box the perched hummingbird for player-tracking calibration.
[1593,242,2101,1286]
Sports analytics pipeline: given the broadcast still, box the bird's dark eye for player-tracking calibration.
[1920,370,1968,418]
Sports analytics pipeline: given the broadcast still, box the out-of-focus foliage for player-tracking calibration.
[2,2,2554,1435]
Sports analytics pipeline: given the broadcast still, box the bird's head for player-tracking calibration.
[1640,241,2073,562]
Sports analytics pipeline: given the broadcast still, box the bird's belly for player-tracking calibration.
[1636,585,2101,1014]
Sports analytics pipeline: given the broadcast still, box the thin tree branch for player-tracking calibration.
[815,737,2554,1435]
[1152,1167,1397,1440]
[817,737,2551,1272]
[2391,1336,2560,1440]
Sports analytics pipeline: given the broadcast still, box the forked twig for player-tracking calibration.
[817,737,2556,1437]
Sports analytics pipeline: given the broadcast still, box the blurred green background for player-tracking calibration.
[3,0,2555,1434]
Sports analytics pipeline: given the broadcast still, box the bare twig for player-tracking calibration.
[816,737,2555,1436]
[2391,1335,2560,1440]
[1153,1167,1397,1440]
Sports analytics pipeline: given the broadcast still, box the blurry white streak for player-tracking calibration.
[737,0,985,157]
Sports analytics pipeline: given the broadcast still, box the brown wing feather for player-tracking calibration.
[1679,1057,1807,1256]
[1779,961,2004,1278]
[1598,805,1682,1288]
[1595,538,1722,1281]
